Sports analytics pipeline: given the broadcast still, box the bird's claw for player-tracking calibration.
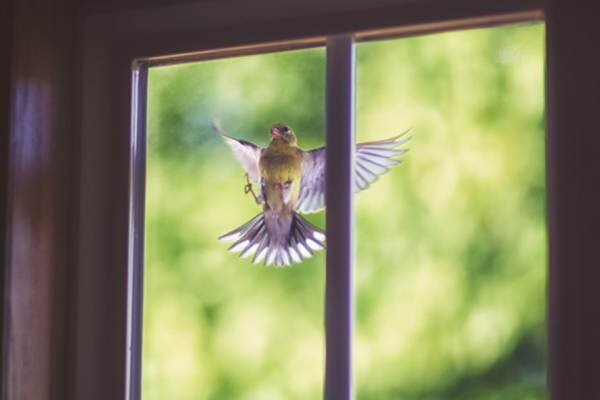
[244,173,261,205]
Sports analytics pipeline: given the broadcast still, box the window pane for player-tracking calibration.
[356,24,547,399]
[143,48,326,399]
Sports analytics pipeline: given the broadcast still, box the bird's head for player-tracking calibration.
[270,124,297,145]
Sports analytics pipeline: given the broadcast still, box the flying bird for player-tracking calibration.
[214,121,409,267]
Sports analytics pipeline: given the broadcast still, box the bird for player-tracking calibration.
[214,121,410,267]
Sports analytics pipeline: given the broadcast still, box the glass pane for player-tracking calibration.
[356,24,547,399]
[143,48,326,399]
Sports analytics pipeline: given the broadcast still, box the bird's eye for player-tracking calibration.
[282,126,289,133]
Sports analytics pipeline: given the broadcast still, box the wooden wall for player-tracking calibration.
[1,0,77,399]
[546,0,600,398]
[0,1,14,395]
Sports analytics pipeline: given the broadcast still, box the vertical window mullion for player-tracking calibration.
[127,63,148,400]
[325,35,356,400]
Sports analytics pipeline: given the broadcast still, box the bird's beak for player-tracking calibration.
[270,127,282,138]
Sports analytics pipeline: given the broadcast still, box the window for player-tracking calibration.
[139,21,545,400]
[355,24,546,399]
[68,3,586,400]
[143,48,327,399]
[7,1,600,399]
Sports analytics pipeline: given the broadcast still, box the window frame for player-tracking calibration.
[76,3,548,400]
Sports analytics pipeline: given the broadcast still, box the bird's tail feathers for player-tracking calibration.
[219,212,325,267]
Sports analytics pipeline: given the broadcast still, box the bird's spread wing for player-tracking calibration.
[296,131,410,214]
[296,148,326,214]
[213,121,262,182]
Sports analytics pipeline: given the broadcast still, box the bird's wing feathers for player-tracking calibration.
[353,132,410,191]
[221,135,262,182]
[213,121,263,182]
[296,148,326,214]
[297,131,410,214]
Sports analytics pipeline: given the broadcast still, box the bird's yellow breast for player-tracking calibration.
[259,141,303,212]
[260,142,303,182]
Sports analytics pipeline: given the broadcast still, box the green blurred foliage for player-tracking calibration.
[143,23,546,399]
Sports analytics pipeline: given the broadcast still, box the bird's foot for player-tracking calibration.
[244,173,261,205]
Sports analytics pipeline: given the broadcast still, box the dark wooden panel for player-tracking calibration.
[546,0,600,399]
[86,0,542,62]
[2,0,78,399]
[82,0,214,16]
[74,47,132,400]
[81,0,414,18]
[0,1,15,397]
